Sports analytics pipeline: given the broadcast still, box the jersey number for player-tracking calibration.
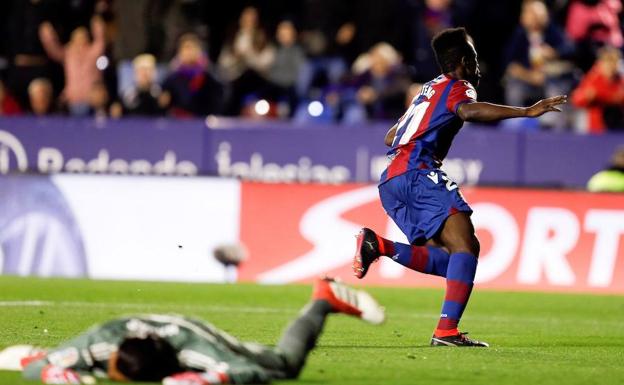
[395,102,430,146]
[441,174,458,191]
[427,171,458,191]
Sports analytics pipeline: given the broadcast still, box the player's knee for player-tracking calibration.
[460,235,480,258]
[447,236,480,258]
[283,361,303,379]
[280,353,304,379]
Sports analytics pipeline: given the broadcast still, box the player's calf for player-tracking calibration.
[353,228,451,278]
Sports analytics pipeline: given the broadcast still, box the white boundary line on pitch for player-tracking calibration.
[0,300,299,314]
[0,300,439,319]
[0,301,52,306]
[0,300,620,328]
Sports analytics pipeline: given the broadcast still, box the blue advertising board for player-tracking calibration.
[0,117,204,176]
[0,117,620,188]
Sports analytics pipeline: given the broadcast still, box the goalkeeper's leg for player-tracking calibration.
[274,277,385,378]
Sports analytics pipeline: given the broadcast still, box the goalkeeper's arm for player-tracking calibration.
[23,360,94,384]
[163,366,272,385]
[22,332,98,383]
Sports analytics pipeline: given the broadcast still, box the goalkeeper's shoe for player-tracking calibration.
[353,228,381,279]
[430,332,489,347]
[312,277,385,324]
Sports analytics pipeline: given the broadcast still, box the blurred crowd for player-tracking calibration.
[0,0,623,133]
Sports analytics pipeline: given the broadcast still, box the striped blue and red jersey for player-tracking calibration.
[380,74,477,184]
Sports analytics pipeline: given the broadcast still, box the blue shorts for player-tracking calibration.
[379,169,472,245]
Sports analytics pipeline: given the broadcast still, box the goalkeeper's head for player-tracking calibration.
[108,334,182,382]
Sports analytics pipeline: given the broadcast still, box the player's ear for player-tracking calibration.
[459,55,468,71]
[460,55,467,67]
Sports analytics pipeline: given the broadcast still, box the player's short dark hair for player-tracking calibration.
[116,335,182,381]
[431,27,474,73]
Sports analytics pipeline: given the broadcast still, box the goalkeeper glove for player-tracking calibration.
[163,371,229,385]
[41,365,82,384]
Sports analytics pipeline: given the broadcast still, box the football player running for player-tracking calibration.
[354,27,566,347]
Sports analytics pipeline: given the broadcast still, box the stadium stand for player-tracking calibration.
[0,0,621,132]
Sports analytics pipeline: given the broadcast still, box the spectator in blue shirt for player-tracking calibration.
[503,0,575,128]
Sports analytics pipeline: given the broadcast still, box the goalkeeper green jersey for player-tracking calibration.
[23,314,287,384]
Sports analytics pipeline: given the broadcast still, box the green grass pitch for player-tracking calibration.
[1,276,623,385]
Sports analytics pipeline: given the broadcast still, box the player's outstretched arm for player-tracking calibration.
[457,95,567,122]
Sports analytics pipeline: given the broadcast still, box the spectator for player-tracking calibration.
[144,0,209,62]
[218,6,276,115]
[218,7,275,82]
[587,145,624,192]
[89,80,108,118]
[88,80,121,119]
[4,0,63,108]
[121,54,166,116]
[299,0,352,59]
[0,80,22,116]
[571,46,624,133]
[27,78,54,116]
[296,1,353,100]
[298,0,410,99]
[343,43,411,123]
[567,0,624,46]
[410,0,457,82]
[504,0,575,127]
[39,17,106,116]
[162,34,224,117]
[332,22,359,66]
[566,0,623,70]
[266,20,307,115]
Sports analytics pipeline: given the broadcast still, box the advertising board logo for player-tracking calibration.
[241,183,624,293]
[0,129,197,176]
[215,141,350,184]
[0,213,85,277]
[257,186,380,283]
[0,130,28,174]
[38,148,198,176]
[0,177,88,277]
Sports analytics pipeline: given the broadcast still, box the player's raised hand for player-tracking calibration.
[526,95,568,117]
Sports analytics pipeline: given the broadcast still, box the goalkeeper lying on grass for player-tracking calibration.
[6,278,384,385]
